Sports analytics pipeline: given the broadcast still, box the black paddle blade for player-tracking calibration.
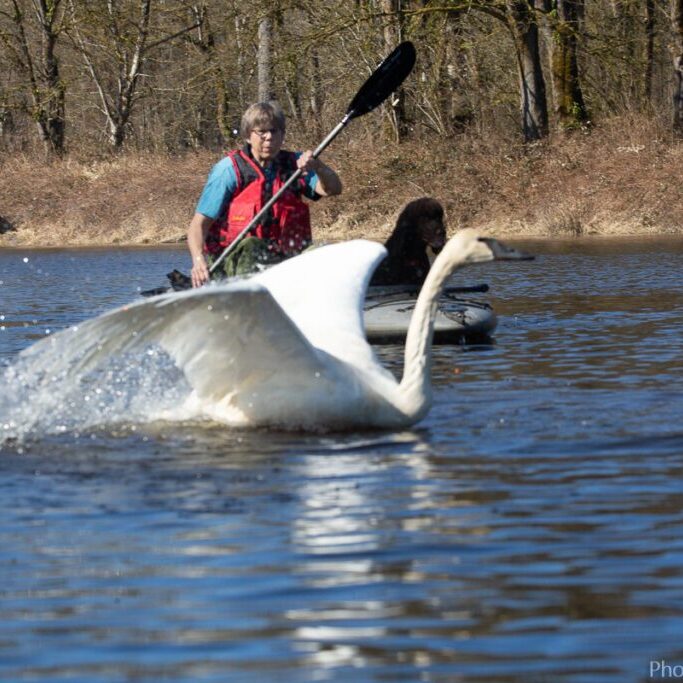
[346,41,417,119]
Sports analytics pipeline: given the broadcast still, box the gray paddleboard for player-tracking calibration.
[363,290,496,344]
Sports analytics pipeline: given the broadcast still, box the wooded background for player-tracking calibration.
[2,0,683,245]
[1,0,683,158]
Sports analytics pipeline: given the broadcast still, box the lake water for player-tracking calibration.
[1,240,683,682]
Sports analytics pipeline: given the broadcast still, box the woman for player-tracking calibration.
[188,101,342,287]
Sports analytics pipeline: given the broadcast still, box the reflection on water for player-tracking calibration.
[2,239,683,681]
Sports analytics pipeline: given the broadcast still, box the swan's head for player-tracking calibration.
[441,228,534,266]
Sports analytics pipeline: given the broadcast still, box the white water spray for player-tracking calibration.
[1,335,191,443]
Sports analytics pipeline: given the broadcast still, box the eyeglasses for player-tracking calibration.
[251,128,281,139]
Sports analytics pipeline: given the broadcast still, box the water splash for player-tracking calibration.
[1,332,191,443]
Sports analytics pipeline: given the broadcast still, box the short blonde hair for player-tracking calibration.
[240,102,286,139]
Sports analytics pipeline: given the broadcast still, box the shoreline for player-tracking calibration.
[2,121,682,248]
[3,231,683,252]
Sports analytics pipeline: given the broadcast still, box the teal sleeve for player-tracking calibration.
[195,157,239,220]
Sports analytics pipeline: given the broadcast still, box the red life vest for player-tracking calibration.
[204,148,312,258]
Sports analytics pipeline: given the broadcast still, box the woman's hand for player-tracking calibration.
[187,212,215,287]
[298,151,342,197]
[296,150,320,173]
[191,254,210,288]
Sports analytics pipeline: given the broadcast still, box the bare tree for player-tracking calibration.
[645,0,656,103]
[257,13,273,102]
[2,0,682,155]
[0,0,67,155]
[67,0,202,149]
[401,0,550,141]
[379,0,409,141]
[547,0,589,128]
[67,0,152,148]
[234,2,246,112]
[674,0,683,134]
[507,0,549,140]
[274,7,302,123]
[182,2,232,144]
[441,10,473,132]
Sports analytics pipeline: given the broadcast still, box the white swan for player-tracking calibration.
[19,229,528,431]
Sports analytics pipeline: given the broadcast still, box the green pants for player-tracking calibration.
[208,237,284,279]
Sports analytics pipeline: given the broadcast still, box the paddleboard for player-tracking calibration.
[363,287,496,344]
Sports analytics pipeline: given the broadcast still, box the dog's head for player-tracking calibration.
[396,197,446,253]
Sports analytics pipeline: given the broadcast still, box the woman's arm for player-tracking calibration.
[187,212,215,287]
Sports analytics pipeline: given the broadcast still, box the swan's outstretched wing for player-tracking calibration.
[19,241,392,406]
[21,281,329,401]
[253,240,388,371]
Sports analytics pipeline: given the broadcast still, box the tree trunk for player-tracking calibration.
[0,105,14,136]
[276,11,300,123]
[673,0,683,136]
[257,15,273,102]
[508,0,549,141]
[549,0,588,128]
[37,1,66,155]
[107,117,126,148]
[645,0,656,104]
[234,5,246,111]
[10,0,66,156]
[110,0,151,149]
[380,0,409,141]
[610,0,640,106]
[186,4,231,144]
[442,10,473,132]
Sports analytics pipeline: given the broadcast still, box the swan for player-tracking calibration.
[19,229,530,431]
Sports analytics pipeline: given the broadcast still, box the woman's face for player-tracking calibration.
[249,125,284,165]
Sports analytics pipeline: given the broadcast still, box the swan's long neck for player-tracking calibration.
[397,245,470,420]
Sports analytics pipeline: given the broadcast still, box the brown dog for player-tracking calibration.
[370,197,446,286]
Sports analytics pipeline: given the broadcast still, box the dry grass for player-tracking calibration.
[2,114,683,248]
[0,152,210,247]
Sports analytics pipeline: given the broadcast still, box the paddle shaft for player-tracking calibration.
[209,115,351,275]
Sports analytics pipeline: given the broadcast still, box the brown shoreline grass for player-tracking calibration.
[2,115,682,248]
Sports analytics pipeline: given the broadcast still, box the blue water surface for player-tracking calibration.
[1,239,683,682]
